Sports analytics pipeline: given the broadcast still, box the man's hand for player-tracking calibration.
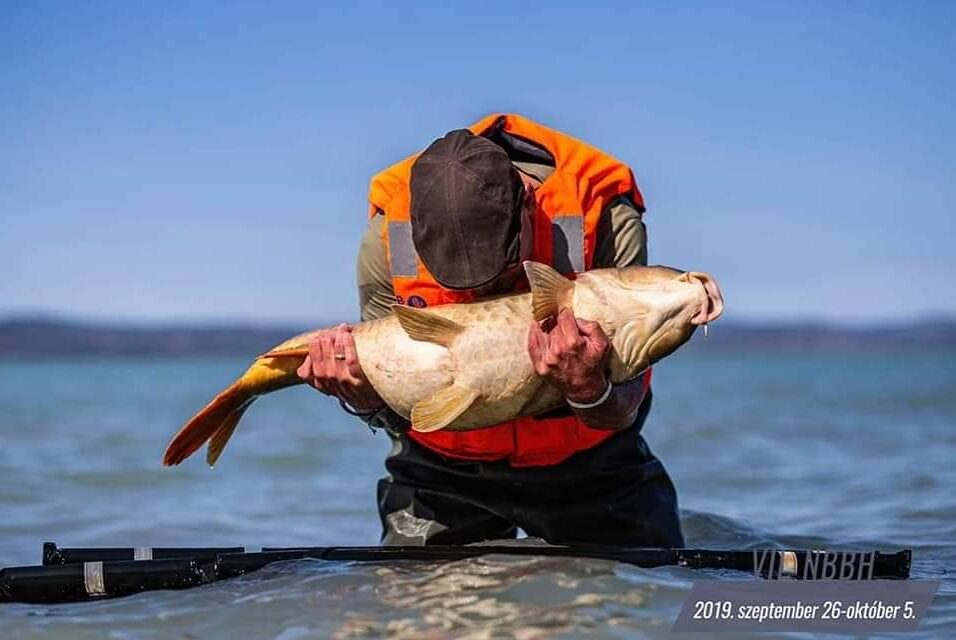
[296,323,386,413]
[527,308,611,404]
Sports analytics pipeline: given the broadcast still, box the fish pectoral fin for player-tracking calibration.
[392,305,465,347]
[524,261,574,321]
[411,385,479,433]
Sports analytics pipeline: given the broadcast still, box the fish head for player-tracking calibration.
[575,266,724,380]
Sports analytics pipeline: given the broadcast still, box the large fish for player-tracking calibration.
[163,261,723,467]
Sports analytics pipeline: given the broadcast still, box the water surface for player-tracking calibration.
[1,350,953,638]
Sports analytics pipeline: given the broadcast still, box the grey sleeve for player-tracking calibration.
[592,196,651,395]
[356,213,397,322]
[592,196,648,269]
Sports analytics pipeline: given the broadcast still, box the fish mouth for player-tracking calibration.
[613,270,724,376]
[678,272,724,326]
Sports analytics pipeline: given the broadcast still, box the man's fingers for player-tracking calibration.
[337,326,366,382]
[307,333,323,370]
[304,331,336,392]
[527,324,538,358]
[528,322,552,374]
[332,326,352,374]
[297,326,379,402]
[528,322,544,356]
[300,353,331,394]
[558,309,581,342]
[307,333,327,381]
[556,308,578,337]
[577,318,609,355]
[325,327,355,397]
[554,308,584,352]
[543,353,561,370]
[319,332,337,377]
[576,318,602,336]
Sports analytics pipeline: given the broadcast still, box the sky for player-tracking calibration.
[1,1,954,325]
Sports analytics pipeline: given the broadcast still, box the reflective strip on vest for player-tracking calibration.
[387,221,418,278]
[387,217,585,280]
[551,215,584,273]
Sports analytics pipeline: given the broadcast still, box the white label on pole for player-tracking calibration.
[83,561,106,596]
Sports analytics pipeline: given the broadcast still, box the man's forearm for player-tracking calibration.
[569,375,647,431]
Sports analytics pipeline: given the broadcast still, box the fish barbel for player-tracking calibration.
[163,261,723,467]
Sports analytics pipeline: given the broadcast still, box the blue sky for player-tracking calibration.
[2,1,953,324]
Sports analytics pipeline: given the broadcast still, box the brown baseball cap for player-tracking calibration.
[409,129,524,290]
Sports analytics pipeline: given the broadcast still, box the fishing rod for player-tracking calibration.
[1,542,911,605]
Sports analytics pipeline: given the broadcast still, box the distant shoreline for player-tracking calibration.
[2,316,954,358]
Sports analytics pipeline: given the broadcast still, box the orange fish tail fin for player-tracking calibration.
[163,382,253,467]
[205,397,254,467]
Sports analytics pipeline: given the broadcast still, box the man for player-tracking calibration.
[298,114,683,547]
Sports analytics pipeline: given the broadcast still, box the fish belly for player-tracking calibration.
[353,316,455,419]
[354,295,558,431]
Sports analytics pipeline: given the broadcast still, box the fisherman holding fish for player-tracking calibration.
[163,114,722,544]
[295,115,707,547]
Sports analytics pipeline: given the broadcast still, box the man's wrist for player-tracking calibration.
[566,379,613,410]
[563,374,611,406]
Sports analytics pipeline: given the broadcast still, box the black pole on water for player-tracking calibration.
[0,542,911,605]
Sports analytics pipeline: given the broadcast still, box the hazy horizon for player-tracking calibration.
[3,308,955,330]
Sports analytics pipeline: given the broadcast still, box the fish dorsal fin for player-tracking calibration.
[392,305,465,347]
[411,384,479,432]
[523,261,575,321]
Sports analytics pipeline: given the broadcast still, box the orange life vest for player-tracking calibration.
[368,113,651,467]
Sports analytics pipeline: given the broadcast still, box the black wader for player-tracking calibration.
[377,392,684,547]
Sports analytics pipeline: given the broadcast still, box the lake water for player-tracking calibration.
[1,349,954,638]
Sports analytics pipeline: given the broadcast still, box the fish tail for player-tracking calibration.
[163,382,253,467]
[164,352,304,467]
[204,396,254,467]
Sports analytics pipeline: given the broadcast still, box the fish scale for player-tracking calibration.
[163,261,723,467]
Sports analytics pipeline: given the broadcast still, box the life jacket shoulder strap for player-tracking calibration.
[468,113,645,213]
[368,153,418,220]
